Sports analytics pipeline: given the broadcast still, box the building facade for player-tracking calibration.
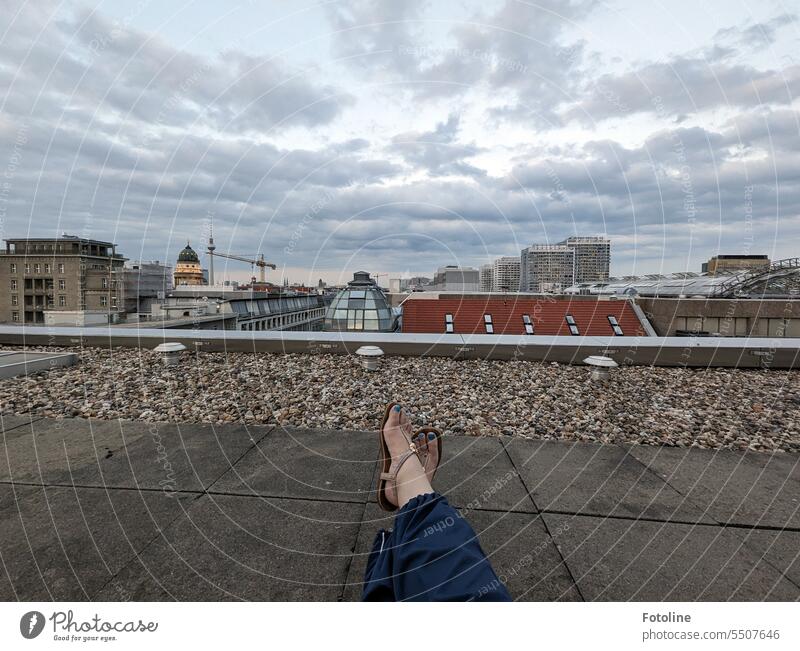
[520,245,575,292]
[173,242,204,286]
[123,261,173,314]
[0,236,126,324]
[702,255,770,275]
[146,286,327,331]
[560,236,611,283]
[479,264,494,292]
[431,266,480,291]
[492,256,520,292]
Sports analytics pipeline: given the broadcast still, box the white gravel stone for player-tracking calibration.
[1,345,798,453]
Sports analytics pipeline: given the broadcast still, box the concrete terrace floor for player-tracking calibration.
[0,414,799,601]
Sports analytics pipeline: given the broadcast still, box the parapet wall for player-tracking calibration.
[0,326,798,369]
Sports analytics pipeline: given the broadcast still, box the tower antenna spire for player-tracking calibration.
[207,216,216,286]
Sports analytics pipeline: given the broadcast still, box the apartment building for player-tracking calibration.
[479,264,494,291]
[519,245,575,292]
[492,256,521,292]
[560,236,611,283]
[0,236,126,325]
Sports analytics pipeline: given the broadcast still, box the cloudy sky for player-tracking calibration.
[1,0,798,284]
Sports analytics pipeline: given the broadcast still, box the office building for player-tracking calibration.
[144,285,327,331]
[431,266,479,291]
[123,261,173,314]
[560,236,611,283]
[0,235,126,325]
[520,245,575,293]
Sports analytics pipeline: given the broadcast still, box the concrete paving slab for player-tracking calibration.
[732,529,800,590]
[0,418,143,484]
[0,483,37,514]
[430,436,535,512]
[0,413,41,436]
[0,486,194,601]
[57,421,272,492]
[544,513,800,601]
[342,501,579,601]
[505,439,713,523]
[96,495,363,601]
[626,446,800,528]
[210,426,377,503]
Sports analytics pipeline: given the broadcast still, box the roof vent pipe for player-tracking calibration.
[583,355,618,381]
[154,342,187,367]
[355,345,384,371]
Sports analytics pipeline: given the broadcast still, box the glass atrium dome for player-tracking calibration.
[323,271,396,331]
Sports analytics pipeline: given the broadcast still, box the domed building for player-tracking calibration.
[173,242,204,286]
[323,271,397,331]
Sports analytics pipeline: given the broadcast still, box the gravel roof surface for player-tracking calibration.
[1,346,798,452]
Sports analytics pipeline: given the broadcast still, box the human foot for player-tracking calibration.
[413,428,442,484]
[378,404,433,510]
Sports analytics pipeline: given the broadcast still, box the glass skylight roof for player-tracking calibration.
[323,271,396,332]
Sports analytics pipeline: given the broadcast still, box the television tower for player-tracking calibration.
[207,220,216,286]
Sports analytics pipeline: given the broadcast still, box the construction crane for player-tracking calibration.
[373,272,389,289]
[208,251,277,283]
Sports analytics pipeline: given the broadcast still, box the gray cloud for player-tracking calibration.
[2,1,799,277]
[388,114,486,177]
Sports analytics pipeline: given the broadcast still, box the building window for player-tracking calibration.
[102,278,108,289]
[44,263,50,273]
[522,314,534,334]
[58,279,65,290]
[10,263,16,273]
[59,296,66,307]
[11,294,18,305]
[11,311,19,322]
[46,296,54,308]
[10,279,17,290]
[565,314,579,335]
[34,263,40,273]
[484,314,494,334]
[58,263,65,274]
[111,296,117,308]
[100,296,107,307]
[607,315,624,336]
[24,263,30,274]
[445,313,454,333]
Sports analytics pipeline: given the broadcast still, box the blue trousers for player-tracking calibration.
[362,493,512,601]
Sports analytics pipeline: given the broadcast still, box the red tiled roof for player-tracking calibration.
[400,295,647,336]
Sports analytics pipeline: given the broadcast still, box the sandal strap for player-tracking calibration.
[380,444,422,498]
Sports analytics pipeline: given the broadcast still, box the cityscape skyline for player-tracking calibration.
[1,1,797,281]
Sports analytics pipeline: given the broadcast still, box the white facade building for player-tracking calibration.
[491,256,521,292]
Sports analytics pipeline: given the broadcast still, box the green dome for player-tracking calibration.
[178,242,199,263]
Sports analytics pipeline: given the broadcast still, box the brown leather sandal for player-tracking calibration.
[414,427,443,483]
[377,402,421,512]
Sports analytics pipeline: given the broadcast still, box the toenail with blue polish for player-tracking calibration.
[428,432,436,441]
[393,405,402,412]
